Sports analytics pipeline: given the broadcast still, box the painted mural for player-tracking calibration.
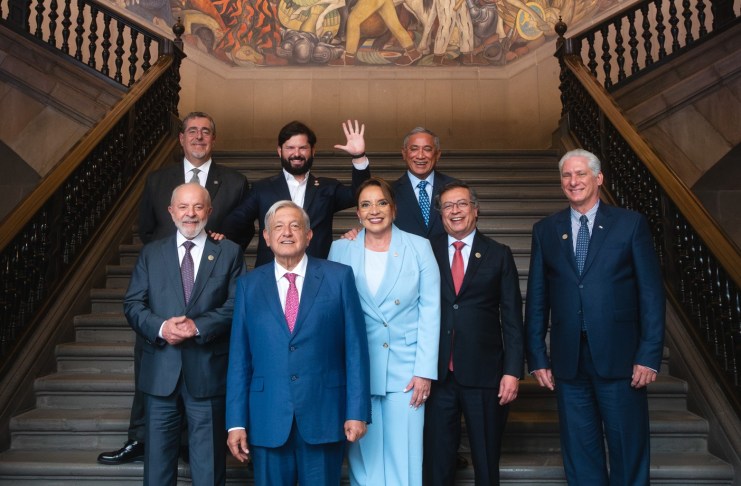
[112,0,613,66]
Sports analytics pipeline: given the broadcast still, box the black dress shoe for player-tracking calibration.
[456,452,469,470]
[97,440,145,464]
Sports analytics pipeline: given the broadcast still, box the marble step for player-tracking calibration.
[0,449,732,485]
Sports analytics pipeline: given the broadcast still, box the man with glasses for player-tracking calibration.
[423,181,524,485]
[98,112,249,465]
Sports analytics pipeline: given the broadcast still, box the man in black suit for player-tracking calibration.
[423,182,524,485]
[392,127,458,240]
[125,183,245,485]
[220,120,370,267]
[98,112,249,465]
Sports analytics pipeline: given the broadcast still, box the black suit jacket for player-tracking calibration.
[138,161,249,244]
[221,167,370,267]
[392,171,458,241]
[431,230,524,387]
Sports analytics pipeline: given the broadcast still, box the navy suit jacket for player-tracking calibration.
[225,257,371,448]
[124,235,246,398]
[392,171,458,241]
[525,203,665,380]
[432,230,524,387]
[222,167,370,267]
[138,161,249,244]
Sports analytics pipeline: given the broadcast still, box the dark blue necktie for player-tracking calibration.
[417,180,430,227]
[575,215,589,275]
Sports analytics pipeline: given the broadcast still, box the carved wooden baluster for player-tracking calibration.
[615,16,627,82]
[34,0,45,39]
[668,0,680,53]
[101,14,112,76]
[114,20,125,84]
[143,35,153,72]
[681,0,694,44]
[48,0,59,47]
[87,5,98,68]
[74,0,85,61]
[600,25,613,88]
[640,4,654,67]
[128,30,139,86]
[729,282,741,386]
[655,0,667,59]
[697,0,707,36]
[626,11,639,76]
[586,32,598,78]
[61,0,71,54]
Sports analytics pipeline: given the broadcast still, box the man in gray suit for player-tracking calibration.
[98,112,249,465]
[125,183,245,485]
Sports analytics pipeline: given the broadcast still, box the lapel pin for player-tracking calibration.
[208,255,215,261]
[394,252,399,257]
[475,252,481,259]
[213,180,219,185]
[598,225,603,229]
[314,180,320,186]
[562,234,568,240]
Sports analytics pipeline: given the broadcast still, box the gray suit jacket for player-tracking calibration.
[124,234,246,398]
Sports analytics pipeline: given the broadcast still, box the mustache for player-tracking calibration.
[289,155,306,161]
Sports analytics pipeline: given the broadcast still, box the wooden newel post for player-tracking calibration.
[6,0,31,33]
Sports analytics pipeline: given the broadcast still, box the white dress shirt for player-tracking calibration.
[446,229,476,272]
[273,254,309,312]
[184,159,212,186]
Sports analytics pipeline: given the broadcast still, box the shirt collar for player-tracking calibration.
[184,158,212,174]
[407,171,435,188]
[273,253,309,281]
[570,200,600,223]
[283,169,310,185]
[176,229,208,248]
[447,228,476,248]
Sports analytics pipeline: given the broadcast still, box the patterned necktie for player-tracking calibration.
[284,273,299,333]
[189,168,201,184]
[451,241,465,294]
[181,241,195,305]
[575,215,590,275]
[417,180,431,227]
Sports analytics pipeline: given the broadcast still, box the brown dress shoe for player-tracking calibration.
[460,51,489,65]
[432,54,460,66]
[394,48,421,66]
[328,52,355,66]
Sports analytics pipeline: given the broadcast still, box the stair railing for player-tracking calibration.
[0,16,185,367]
[555,9,741,410]
[2,0,173,87]
[563,0,739,91]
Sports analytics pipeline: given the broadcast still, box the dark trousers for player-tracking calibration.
[556,336,651,486]
[128,336,146,442]
[144,378,226,486]
[423,372,509,486]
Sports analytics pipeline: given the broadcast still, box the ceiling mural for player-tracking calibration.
[112,0,610,66]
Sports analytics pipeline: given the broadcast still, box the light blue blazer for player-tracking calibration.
[329,225,441,396]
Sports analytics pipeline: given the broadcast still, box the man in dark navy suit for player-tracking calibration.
[221,120,370,266]
[525,149,665,485]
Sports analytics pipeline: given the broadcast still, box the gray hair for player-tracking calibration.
[170,182,211,207]
[180,111,216,136]
[402,127,440,151]
[264,200,311,230]
[558,149,601,177]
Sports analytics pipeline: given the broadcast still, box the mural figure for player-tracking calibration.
[108,0,609,67]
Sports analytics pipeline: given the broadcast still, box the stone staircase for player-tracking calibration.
[0,152,734,485]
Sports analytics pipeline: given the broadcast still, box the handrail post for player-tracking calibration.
[710,0,735,28]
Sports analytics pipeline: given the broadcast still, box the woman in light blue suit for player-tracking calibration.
[329,177,440,486]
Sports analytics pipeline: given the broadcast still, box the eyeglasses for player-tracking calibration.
[359,200,391,210]
[441,200,473,212]
[184,127,213,137]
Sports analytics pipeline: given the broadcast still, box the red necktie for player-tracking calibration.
[452,241,465,295]
[450,241,465,371]
[284,273,299,333]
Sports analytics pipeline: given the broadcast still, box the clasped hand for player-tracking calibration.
[162,316,197,345]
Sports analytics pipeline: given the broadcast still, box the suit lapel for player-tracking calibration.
[373,227,405,307]
[294,257,322,336]
[556,208,579,276]
[271,174,292,201]
[303,174,318,212]
[458,232,486,296]
[162,236,186,309]
[344,232,387,324]
[396,175,427,233]
[186,238,220,310]
[205,163,222,201]
[257,264,291,338]
[581,203,612,277]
